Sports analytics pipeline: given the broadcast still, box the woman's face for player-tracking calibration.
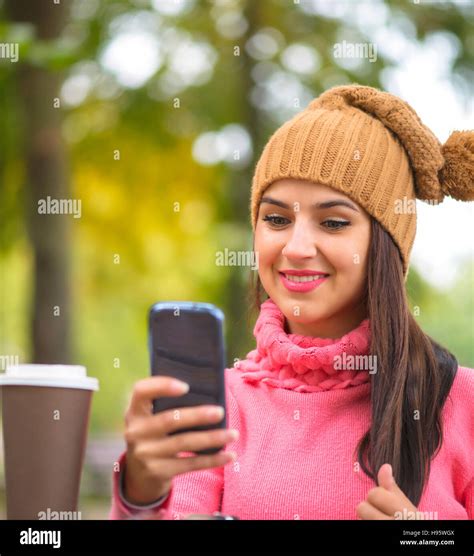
[254,179,372,338]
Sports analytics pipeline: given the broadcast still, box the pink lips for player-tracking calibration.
[278,271,329,293]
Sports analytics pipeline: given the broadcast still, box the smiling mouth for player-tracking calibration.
[277,271,330,293]
[279,272,329,283]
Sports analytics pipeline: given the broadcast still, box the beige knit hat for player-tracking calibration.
[250,84,474,277]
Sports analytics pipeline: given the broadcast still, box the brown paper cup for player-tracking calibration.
[0,365,99,520]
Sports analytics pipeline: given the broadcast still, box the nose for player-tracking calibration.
[281,219,318,260]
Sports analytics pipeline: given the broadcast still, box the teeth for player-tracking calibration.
[284,274,326,282]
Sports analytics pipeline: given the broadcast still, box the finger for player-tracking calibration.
[152,404,225,436]
[377,464,413,506]
[155,451,236,481]
[377,463,395,491]
[356,501,392,520]
[127,376,189,417]
[137,428,239,459]
[126,404,225,442]
[366,486,401,516]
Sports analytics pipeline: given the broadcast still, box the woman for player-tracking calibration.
[109,85,474,520]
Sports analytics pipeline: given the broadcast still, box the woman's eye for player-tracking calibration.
[262,215,289,227]
[322,219,350,230]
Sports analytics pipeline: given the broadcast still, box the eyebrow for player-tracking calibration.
[260,196,360,213]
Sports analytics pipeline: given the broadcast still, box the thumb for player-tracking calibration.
[378,463,396,492]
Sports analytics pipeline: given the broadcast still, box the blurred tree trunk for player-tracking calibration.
[5,0,71,363]
[222,0,264,363]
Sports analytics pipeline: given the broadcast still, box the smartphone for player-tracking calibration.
[148,301,227,455]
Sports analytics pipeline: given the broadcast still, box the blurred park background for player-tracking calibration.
[0,0,473,519]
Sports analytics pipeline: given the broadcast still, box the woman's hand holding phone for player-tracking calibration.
[123,376,239,506]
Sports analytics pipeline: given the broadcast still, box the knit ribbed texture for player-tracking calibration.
[109,300,474,520]
[250,84,474,278]
[234,298,372,392]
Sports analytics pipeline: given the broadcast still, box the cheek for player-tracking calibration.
[319,238,359,273]
[330,229,370,270]
[328,236,370,298]
[254,228,282,266]
[351,229,371,275]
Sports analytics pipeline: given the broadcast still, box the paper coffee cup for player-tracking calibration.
[0,364,99,520]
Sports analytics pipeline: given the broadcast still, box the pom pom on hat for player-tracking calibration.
[439,130,474,201]
[310,85,474,204]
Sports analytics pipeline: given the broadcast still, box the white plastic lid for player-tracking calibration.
[0,365,99,391]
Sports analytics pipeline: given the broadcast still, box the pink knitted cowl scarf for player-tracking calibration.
[233,298,372,393]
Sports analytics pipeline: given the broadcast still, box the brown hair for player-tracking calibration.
[246,217,457,506]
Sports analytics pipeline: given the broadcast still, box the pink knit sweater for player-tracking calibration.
[109,299,474,520]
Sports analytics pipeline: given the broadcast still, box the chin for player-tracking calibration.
[277,299,327,322]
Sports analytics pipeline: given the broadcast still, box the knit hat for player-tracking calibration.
[250,84,474,277]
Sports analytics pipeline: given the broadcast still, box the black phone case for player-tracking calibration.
[148,301,226,455]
